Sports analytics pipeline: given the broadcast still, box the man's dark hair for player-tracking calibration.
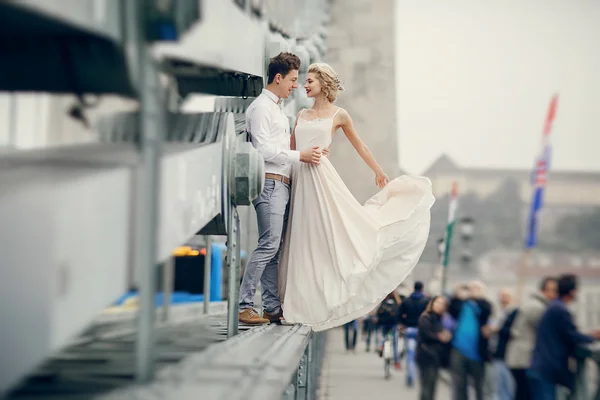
[267,52,301,84]
[414,281,424,292]
[539,276,556,292]
[557,274,577,298]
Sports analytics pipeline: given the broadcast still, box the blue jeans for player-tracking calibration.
[380,325,400,363]
[405,327,418,383]
[239,179,290,313]
[363,316,376,350]
[344,320,359,349]
[494,360,515,400]
[528,372,556,400]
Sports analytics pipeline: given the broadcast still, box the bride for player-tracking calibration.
[278,63,435,332]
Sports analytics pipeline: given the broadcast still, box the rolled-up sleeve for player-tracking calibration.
[249,105,300,165]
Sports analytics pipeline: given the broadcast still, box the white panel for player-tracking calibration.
[13,94,48,149]
[50,168,131,348]
[158,144,223,263]
[0,163,131,394]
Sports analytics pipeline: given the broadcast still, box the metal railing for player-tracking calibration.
[283,330,328,400]
[90,324,327,400]
[572,343,600,400]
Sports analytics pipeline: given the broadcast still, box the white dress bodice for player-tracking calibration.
[294,110,338,151]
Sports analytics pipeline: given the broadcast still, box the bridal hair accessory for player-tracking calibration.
[334,77,345,91]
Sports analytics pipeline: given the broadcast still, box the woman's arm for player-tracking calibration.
[338,109,389,188]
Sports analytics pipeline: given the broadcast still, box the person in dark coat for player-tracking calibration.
[506,276,558,400]
[376,291,402,368]
[416,295,452,400]
[528,274,600,399]
[399,281,429,385]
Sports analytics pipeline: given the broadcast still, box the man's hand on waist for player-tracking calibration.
[300,146,322,165]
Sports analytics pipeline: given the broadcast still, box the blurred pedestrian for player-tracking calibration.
[416,295,452,400]
[344,319,359,352]
[362,312,377,352]
[528,274,600,400]
[377,291,402,369]
[489,288,518,400]
[399,281,429,386]
[448,280,493,400]
[506,276,557,400]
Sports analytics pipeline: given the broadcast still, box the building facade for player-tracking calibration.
[325,0,401,204]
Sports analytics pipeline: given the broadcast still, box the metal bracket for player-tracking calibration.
[295,346,308,399]
[241,75,249,99]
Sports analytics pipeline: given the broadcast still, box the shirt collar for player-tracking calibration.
[262,88,283,105]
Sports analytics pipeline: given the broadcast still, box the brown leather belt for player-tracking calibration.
[265,173,291,185]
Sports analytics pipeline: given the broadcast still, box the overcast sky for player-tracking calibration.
[395,0,600,175]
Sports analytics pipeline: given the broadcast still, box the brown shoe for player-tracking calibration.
[263,309,283,324]
[239,308,270,325]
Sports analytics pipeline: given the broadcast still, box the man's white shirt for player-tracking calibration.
[246,89,300,178]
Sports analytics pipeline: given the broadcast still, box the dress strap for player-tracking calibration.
[298,109,306,118]
[332,107,342,118]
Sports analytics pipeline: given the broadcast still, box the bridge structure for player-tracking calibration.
[0,1,331,399]
[2,2,600,400]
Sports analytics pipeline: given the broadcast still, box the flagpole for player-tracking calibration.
[516,249,532,305]
[516,94,558,305]
[440,181,458,295]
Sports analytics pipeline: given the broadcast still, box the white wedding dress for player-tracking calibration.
[278,109,435,332]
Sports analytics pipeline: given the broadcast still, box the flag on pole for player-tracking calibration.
[525,95,558,248]
[440,181,458,294]
[443,181,459,267]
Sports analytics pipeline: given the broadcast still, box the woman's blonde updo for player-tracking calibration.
[307,63,344,103]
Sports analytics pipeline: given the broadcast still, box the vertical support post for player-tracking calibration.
[306,334,315,399]
[7,94,17,147]
[203,235,212,314]
[227,208,241,338]
[516,249,532,306]
[593,360,600,400]
[440,261,449,297]
[161,257,174,322]
[134,0,165,383]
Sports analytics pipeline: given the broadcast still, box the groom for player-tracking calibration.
[238,52,323,325]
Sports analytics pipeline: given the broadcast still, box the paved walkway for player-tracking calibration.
[318,327,451,400]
